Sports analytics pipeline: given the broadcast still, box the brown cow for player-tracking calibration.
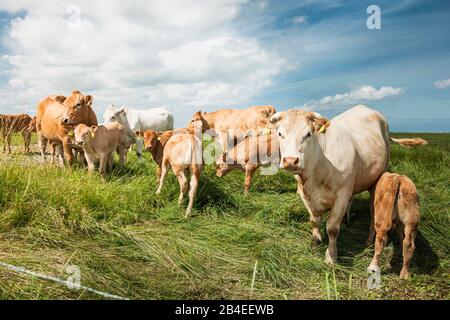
[188,105,276,159]
[155,123,203,217]
[36,90,97,165]
[74,122,127,177]
[0,114,33,154]
[216,132,280,194]
[367,172,420,279]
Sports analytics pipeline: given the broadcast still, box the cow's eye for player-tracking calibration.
[111,117,115,121]
[305,132,312,139]
[278,132,284,139]
[76,103,81,108]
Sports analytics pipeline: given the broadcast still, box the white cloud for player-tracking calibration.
[292,15,307,25]
[0,0,289,125]
[434,78,450,89]
[303,85,404,109]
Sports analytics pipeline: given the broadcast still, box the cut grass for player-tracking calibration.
[0,133,449,300]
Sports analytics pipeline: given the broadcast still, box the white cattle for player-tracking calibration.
[269,105,425,264]
[103,105,174,157]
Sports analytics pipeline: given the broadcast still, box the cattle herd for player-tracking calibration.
[0,90,429,279]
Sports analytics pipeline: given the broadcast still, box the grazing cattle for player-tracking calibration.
[142,128,192,180]
[156,123,203,217]
[216,132,280,194]
[74,122,127,177]
[103,105,174,158]
[36,90,98,165]
[367,172,420,279]
[0,114,33,154]
[189,105,276,157]
[270,104,426,264]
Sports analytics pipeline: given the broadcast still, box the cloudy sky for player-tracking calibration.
[0,0,449,131]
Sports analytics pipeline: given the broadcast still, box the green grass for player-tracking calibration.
[0,133,449,300]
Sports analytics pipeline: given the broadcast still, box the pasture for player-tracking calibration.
[0,132,448,300]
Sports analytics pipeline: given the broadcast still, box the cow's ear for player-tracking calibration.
[85,95,93,107]
[309,114,330,133]
[55,95,66,104]
[269,112,283,124]
[135,131,144,137]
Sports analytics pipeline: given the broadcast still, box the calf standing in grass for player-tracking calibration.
[216,132,280,194]
[142,129,189,180]
[367,172,420,279]
[1,114,33,154]
[74,123,127,177]
[154,125,203,217]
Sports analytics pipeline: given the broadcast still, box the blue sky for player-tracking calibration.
[0,0,449,131]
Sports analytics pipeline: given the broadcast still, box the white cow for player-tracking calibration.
[103,104,174,158]
[270,105,425,264]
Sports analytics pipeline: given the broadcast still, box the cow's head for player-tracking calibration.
[103,104,127,123]
[188,111,209,132]
[269,110,330,172]
[143,130,159,152]
[74,123,97,146]
[60,90,93,125]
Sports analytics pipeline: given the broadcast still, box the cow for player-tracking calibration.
[269,104,426,264]
[215,132,280,194]
[142,128,192,180]
[0,114,33,154]
[155,122,203,218]
[103,105,174,158]
[367,172,420,279]
[188,105,276,160]
[74,122,127,177]
[36,90,98,165]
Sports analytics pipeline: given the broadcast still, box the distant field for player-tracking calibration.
[0,132,448,300]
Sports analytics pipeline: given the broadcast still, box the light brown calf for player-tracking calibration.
[367,172,420,279]
[0,114,33,154]
[74,122,127,177]
[155,127,203,217]
[216,132,280,194]
[141,128,193,180]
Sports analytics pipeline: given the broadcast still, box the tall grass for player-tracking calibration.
[0,133,448,299]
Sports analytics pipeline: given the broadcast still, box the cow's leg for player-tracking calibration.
[6,133,12,154]
[400,225,416,280]
[368,229,388,273]
[244,166,256,195]
[345,196,353,225]
[107,153,114,172]
[175,168,188,205]
[156,157,170,194]
[62,137,73,166]
[37,133,47,161]
[85,153,96,174]
[296,180,323,245]
[325,196,349,265]
[186,166,201,218]
[136,138,143,159]
[118,147,126,168]
[99,153,108,177]
[367,186,376,245]
[22,130,31,154]
[156,165,162,181]
[216,131,228,164]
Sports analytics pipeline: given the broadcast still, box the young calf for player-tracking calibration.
[367,172,420,279]
[216,132,280,194]
[155,128,203,217]
[141,129,185,180]
[74,123,127,176]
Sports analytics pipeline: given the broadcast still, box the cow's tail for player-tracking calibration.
[390,137,428,147]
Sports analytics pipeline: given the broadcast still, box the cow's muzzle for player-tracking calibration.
[282,157,299,171]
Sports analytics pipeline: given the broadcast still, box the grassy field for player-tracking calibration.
[0,132,448,300]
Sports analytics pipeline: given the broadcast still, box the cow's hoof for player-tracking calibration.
[325,251,336,265]
[399,268,411,280]
[367,264,379,274]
